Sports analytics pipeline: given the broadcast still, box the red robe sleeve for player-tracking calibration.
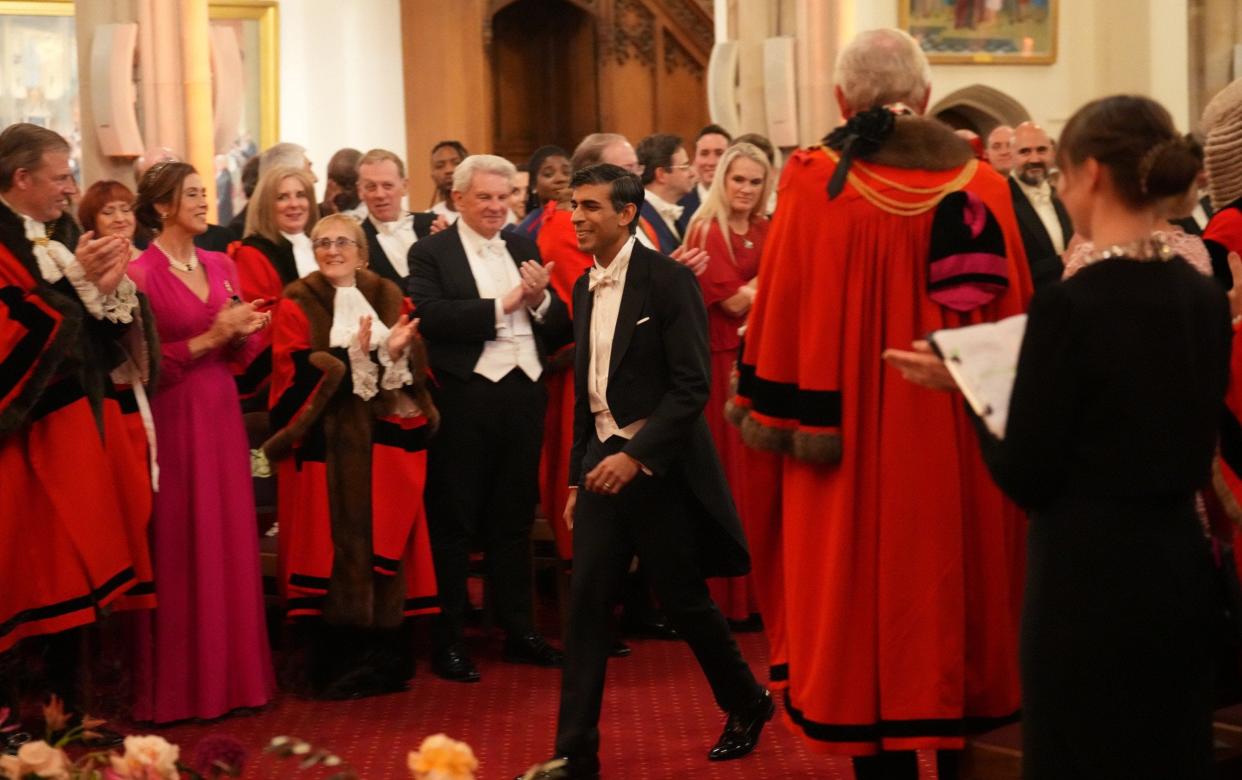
[0,242,74,433]
[233,243,286,304]
[264,297,345,461]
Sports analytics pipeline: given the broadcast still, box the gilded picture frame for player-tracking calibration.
[899,0,1059,65]
[0,0,78,168]
[209,0,279,151]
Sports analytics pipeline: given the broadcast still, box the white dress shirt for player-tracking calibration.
[586,236,646,442]
[282,231,317,278]
[643,189,684,239]
[430,200,460,225]
[369,213,417,278]
[1013,176,1066,254]
[457,220,550,382]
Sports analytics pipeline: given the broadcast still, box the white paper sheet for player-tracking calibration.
[930,314,1028,439]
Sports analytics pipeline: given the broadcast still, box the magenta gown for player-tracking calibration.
[128,245,274,723]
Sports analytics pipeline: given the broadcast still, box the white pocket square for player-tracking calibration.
[636,316,651,325]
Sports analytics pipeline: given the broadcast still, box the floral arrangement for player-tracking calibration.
[0,699,488,780]
[0,697,244,780]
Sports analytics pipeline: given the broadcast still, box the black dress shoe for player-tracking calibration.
[609,640,632,658]
[431,643,481,683]
[503,632,564,667]
[617,616,679,640]
[514,755,599,780]
[708,688,775,761]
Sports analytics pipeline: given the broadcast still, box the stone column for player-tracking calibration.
[179,0,217,221]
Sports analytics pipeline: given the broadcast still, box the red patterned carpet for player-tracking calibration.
[136,625,882,779]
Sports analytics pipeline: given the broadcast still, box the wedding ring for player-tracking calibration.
[603,482,613,489]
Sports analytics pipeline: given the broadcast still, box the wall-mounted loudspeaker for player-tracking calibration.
[763,37,799,148]
[707,40,741,136]
[91,23,144,157]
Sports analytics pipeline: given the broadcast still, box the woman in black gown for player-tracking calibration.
[889,95,1232,779]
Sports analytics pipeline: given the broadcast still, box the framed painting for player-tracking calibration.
[899,0,1058,65]
[208,0,278,223]
[0,0,79,172]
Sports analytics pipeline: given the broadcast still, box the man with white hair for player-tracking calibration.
[410,154,572,683]
[730,28,1032,778]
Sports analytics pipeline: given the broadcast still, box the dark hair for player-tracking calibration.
[431,140,468,160]
[697,124,733,143]
[241,155,260,197]
[327,147,363,185]
[1057,95,1201,208]
[78,180,135,235]
[525,144,569,213]
[571,164,645,235]
[0,123,70,190]
[635,133,683,186]
[733,133,776,165]
[134,161,196,234]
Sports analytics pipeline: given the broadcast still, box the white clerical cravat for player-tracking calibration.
[282,231,317,278]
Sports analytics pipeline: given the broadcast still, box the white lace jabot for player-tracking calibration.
[329,284,412,400]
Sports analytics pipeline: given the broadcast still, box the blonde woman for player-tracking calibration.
[682,142,772,628]
[234,165,320,305]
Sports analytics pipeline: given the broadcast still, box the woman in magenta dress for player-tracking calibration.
[683,142,772,628]
[127,161,275,722]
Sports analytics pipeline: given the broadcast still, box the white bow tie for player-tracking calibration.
[377,215,412,236]
[21,213,71,282]
[481,237,507,257]
[588,266,619,292]
[657,202,684,222]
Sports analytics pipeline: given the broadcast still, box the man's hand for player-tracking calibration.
[583,453,641,495]
[76,231,132,295]
[519,260,553,308]
[669,245,709,276]
[429,215,450,234]
[881,340,957,392]
[564,487,577,531]
[358,314,373,353]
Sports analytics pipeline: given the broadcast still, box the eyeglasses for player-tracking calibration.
[667,163,692,171]
[312,237,359,251]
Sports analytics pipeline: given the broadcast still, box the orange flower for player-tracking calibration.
[41,695,68,734]
[407,734,478,780]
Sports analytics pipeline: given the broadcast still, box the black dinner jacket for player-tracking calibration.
[1008,177,1073,291]
[361,211,436,286]
[408,223,571,381]
[569,241,750,577]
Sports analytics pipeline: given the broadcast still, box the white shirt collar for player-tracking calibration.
[591,236,636,280]
[369,211,412,234]
[457,219,506,256]
[1012,173,1052,203]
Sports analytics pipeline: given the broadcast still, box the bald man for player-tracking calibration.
[985,125,1014,174]
[1007,122,1073,290]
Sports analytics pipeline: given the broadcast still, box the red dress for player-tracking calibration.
[686,219,767,623]
[732,129,1032,755]
[535,203,594,560]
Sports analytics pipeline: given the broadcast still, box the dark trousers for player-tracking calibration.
[555,435,761,762]
[425,369,546,647]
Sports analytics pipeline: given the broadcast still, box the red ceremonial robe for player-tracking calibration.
[535,203,594,560]
[730,116,1032,755]
[266,270,438,626]
[0,203,155,652]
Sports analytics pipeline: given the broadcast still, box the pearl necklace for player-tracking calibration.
[156,239,198,272]
[1080,235,1175,267]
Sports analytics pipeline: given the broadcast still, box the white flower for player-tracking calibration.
[116,734,180,778]
[1,741,69,779]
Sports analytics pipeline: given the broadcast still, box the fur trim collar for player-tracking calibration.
[866,116,975,171]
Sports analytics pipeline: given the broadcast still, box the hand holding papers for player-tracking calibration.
[928,314,1028,439]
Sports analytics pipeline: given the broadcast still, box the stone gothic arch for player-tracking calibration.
[929,84,1032,136]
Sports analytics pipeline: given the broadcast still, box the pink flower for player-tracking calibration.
[0,740,70,779]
